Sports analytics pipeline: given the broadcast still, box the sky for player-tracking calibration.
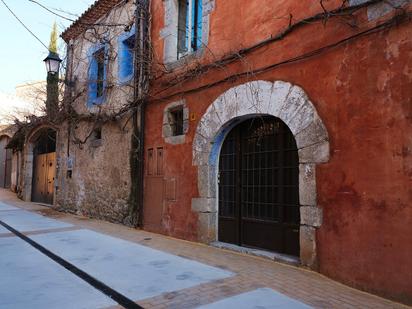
[0,0,95,94]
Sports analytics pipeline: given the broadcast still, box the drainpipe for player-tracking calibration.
[131,0,150,227]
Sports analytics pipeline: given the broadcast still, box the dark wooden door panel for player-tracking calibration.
[143,177,164,233]
[4,148,12,188]
[45,153,56,205]
[218,218,238,245]
[0,137,8,188]
[218,117,300,256]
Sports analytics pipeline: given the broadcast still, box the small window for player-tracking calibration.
[92,127,102,140]
[163,101,189,143]
[118,31,135,83]
[90,127,102,148]
[177,0,203,58]
[169,107,184,136]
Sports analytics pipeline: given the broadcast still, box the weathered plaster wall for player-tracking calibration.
[147,0,412,303]
[55,120,133,224]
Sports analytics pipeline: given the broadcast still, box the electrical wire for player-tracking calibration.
[28,0,75,22]
[150,11,411,103]
[28,0,129,28]
[0,0,48,50]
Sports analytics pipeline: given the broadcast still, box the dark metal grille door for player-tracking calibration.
[218,117,300,256]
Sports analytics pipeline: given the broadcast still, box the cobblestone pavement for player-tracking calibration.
[0,189,408,309]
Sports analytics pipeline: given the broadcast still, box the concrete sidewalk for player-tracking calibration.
[0,189,407,309]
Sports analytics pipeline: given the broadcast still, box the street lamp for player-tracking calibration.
[43,51,62,75]
[44,50,62,119]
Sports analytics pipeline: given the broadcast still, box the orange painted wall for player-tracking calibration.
[146,0,412,303]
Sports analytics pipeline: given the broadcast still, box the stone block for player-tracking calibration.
[192,138,212,166]
[269,81,292,116]
[300,206,323,227]
[295,113,329,149]
[298,141,330,164]
[192,198,217,213]
[197,165,217,198]
[197,211,217,243]
[300,225,318,269]
[299,164,317,206]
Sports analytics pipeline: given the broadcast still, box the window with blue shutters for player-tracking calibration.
[177,0,202,58]
[118,27,136,83]
[88,44,107,107]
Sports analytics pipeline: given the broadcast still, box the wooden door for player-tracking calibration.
[4,148,12,188]
[32,152,55,204]
[0,137,9,188]
[143,147,165,233]
[218,117,300,256]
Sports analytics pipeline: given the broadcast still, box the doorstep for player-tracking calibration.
[210,241,300,266]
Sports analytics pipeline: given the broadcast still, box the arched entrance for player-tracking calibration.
[23,126,57,205]
[192,80,330,267]
[218,116,300,256]
[0,135,12,188]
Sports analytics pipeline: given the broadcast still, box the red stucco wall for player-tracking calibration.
[146,0,412,303]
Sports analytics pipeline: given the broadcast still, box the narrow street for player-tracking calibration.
[0,188,406,309]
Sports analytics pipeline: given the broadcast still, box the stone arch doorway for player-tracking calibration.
[0,134,12,188]
[23,125,58,205]
[218,116,300,256]
[192,80,330,267]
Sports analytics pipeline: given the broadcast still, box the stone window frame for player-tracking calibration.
[160,0,215,67]
[349,0,411,21]
[192,80,330,269]
[163,100,189,145]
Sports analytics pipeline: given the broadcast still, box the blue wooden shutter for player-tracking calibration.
[119,34,134,82]
[191,0,202,50]
[88,54,98,107]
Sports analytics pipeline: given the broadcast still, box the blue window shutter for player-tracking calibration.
[191,0,196,50]
[185,0,190,51]
[191,0,202,50]
[88,54,98,107]
[87,45,107,107]
[118,30,135,83]
[196,0,203,49]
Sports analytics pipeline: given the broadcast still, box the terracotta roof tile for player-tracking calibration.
[61,0,124,42]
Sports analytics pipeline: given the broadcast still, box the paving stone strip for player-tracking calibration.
[0,219,143,309]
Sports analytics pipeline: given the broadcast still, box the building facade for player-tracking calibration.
[5,0,409,305]
[144,0,412,304]
[57,0,138,224]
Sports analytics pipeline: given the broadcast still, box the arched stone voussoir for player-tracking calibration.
[26,122,59,144]
[295,112,329,150]
[193,80,330,167]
